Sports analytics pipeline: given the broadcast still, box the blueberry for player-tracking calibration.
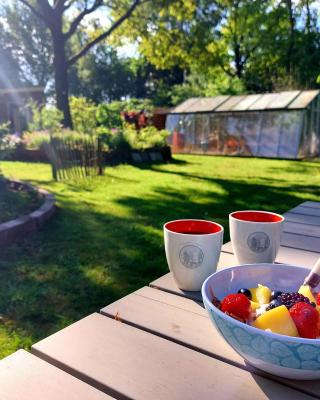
[266,298,283,311]
[311,302,316,308]
[271,290,282,300]
[237,288,252,300]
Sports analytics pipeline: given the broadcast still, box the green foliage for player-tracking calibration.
[22,131,50,150]
[28,102,63,133]
[0,1,52,88]
[0,156,320,357]
[0,123,20,164]
[69,45,136,103]
[117,0,320,93]
[23,129,96,150]
[123,124,169,150]
[69,97,98,134]
[96,104,124,130]
[96,98,153,129]
[0,122,10,139]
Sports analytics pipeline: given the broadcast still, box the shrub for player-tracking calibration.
[123,124,169,150]
[28,102,63,133]
[22,130,97,150]
[0,123,20,162]
[96,98,153,129]
[70,97,98,134]
[23,131,50,150]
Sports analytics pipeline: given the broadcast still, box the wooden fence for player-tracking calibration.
[44,136,103,181]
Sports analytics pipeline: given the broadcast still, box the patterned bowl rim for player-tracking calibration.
[201,263,320,344]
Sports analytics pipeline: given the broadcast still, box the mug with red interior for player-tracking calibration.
[164,219,223,291]
[229,210,284,264]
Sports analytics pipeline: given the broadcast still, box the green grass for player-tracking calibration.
[0,155,320,358]
[0,180,42,223]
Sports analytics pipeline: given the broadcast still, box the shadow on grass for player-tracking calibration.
[0,169,319,356]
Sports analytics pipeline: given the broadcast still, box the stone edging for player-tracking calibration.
[0,179,56,247]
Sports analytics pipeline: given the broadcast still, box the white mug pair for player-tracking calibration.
[164,211,284,291]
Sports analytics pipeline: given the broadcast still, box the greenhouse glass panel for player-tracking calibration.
[278,111,303,158]
[241,112,261,155]
[209,114,226,153]
[258,112,282,157]
[222,114,245,155]
[195,114,210,152]
[166,91,320,159]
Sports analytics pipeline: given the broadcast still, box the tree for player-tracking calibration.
[0,2,52,89]
[17,0,145,127]
[118,0,320,93]
[69,45,136,102]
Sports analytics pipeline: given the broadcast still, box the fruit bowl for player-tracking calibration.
[201,263,320,380]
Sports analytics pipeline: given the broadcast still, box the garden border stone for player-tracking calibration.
[0,179,56,247]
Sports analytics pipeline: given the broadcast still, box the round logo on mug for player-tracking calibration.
[247,232,270,253]
[179,245,204,269]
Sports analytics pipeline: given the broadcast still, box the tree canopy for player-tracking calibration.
[0,0,319,121]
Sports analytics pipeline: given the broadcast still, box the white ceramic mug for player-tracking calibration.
[164,219,224,291]
[229,210,284,264]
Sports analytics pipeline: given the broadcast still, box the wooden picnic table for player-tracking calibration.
[2,201,320,399]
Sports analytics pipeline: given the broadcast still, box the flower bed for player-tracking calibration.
[0,179,55,247]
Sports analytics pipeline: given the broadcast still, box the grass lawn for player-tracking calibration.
[0,154,320,358]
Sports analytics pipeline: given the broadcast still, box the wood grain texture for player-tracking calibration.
[0,350,111,400]
[288,206,320,217]
[284,212,320,226]
[31,313,315,400]
[283,221,320,238]
[222,242,319,267]
[101,287,320,398]
[150,252,237,301]
[281,232,320,252]
[300,201,320,209]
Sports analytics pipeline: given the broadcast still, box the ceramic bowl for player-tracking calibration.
[202,263,320,380]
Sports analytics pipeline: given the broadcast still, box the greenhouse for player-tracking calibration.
[165,90,320,159]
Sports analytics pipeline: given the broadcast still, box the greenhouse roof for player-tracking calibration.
[170,90,319,114]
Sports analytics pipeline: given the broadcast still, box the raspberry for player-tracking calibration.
[277,292,312,309]
[289,302,319,339]
[221,293,250,320]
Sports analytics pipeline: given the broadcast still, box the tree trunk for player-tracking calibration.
[284,0,295,74]
[52,31,73,129]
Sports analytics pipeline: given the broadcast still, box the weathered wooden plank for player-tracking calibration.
[288,206,320,217]
[284,212,320,226]
[150,252,237,301]
[281,232,320,253]
[300,201,320,209]
[283,221,320,238]
[32,313,314,400]
[288,90,319,109]
[0,350,111,400]
[222,242,319,267]
[101,287,320,399]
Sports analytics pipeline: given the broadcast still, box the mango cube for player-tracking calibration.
[250,301,261,311]
[253,305,299,337]
[298,285,317,304]
[250,284,271,305]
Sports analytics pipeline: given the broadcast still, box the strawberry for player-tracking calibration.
[221,293,250,320]
[316,292,320,306]
[289,302,319,339]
